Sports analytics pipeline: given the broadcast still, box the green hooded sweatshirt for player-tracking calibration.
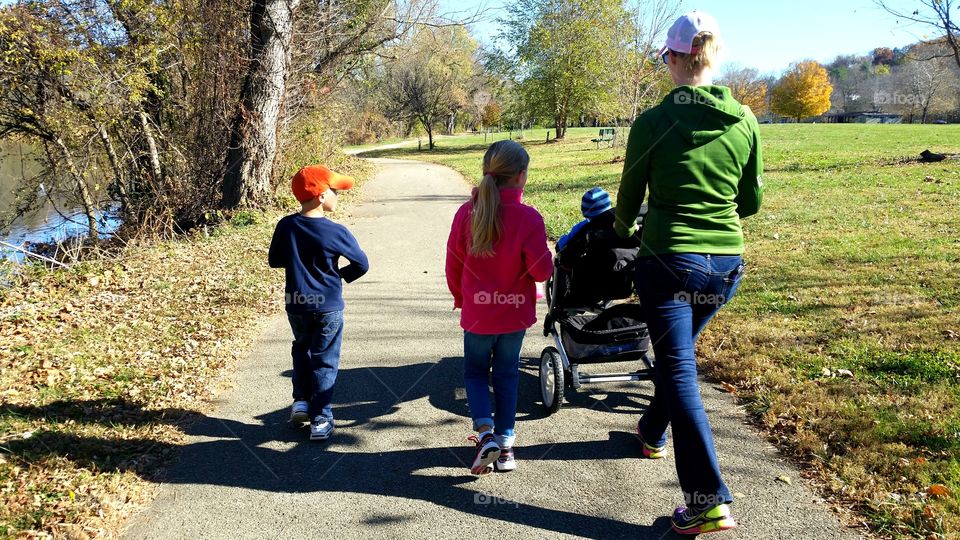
[614,85,763,255]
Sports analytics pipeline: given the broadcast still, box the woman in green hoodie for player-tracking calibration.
[614,10,763,536]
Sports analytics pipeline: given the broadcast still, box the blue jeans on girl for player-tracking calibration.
[635,253,745,509]
[287,310,344,420]
[463,329,525,448]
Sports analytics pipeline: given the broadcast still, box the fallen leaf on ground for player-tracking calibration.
[776,475,792,485]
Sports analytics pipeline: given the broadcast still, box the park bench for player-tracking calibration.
[591,128,615,148]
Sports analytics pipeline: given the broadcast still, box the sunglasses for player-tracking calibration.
[661,50,670,65]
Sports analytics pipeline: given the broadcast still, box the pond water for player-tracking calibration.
[0,140,120,263]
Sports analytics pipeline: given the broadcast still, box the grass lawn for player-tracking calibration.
[359,124,960,538]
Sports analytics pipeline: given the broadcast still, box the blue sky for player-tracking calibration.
[441,0,935,76]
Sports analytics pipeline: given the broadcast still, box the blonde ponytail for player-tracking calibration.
[673,31,721,72]
[470,140,530,257]
[471,174,501,256]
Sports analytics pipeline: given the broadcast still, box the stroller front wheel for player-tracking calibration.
[539,347,565,414]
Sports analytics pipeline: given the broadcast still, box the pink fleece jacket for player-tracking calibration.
[445,187,554,335]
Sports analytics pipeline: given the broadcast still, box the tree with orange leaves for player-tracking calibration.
[718,65,769,116]
[771,61,834,121]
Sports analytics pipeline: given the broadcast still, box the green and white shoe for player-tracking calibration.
[671,503,737,535]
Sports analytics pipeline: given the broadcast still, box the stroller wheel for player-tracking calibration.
[539,347,565,414]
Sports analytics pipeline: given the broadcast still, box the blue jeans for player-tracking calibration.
[287,310,344,420]
[463,330,525,448]
[635,254,745,508]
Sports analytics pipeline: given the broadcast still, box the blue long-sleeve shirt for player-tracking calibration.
[268,214,369,313]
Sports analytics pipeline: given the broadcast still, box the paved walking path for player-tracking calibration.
[123,157,861,539]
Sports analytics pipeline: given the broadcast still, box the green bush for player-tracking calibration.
[230,210,261,227]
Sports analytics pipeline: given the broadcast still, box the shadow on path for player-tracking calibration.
[2,358,680,539]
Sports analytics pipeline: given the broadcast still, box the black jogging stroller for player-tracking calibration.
[539,208,653,413]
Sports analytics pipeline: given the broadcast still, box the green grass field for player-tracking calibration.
[360,124,960,538]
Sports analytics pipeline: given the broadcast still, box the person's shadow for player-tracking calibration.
[2,358,676,538]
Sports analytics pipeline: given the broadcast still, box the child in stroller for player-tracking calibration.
[538,188,652,413]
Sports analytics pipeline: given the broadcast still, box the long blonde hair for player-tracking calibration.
[672,31,721,72]
[471,140,530,257]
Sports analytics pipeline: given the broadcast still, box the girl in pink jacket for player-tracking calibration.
[445,140,553,475]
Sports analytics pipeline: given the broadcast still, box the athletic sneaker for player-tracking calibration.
[466,432,500,475]
[493,447,516,472]
[636,425,667,459]
[310,417,334,440]
[290,401,309,423]
[671,503,737,535]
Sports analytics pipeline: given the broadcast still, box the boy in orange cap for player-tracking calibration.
[269,164,369,440]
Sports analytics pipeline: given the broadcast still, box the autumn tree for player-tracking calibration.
[470,90,492,130]
[500,0,630,139]
[482,102,502,128]
[0,0,247,238]
[771,61,834,121]
[383,25,477,149]
[0,6,101,237]
[872,46,896,66]
[718,65,769,116]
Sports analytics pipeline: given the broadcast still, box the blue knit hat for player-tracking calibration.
[581,187,612,218]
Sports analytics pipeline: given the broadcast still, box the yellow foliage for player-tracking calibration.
[771,61,833,120]
[728,79,768,117]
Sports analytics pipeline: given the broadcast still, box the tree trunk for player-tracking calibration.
[137,111,164,187]
[221,0,301,208]
[96,124,127,207]
[52,137,98,239]
[554,115,567,140]
[426,121,434,149]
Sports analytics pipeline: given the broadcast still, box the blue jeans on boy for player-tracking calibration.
[463,330,525,448]
[635,253,745,509]
[287,310,344,420]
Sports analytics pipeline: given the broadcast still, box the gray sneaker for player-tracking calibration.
[310,417,334,440]
[290,401,309,423]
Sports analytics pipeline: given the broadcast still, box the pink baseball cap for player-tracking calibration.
[659,10,721,56]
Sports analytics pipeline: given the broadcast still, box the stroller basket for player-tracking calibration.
[559,303,649,361]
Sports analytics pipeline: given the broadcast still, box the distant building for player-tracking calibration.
[819,111,902,124]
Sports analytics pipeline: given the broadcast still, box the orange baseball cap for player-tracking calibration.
[291,165,355,202]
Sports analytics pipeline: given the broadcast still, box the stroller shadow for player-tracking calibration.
[2,358,679,538]
[518,356,655,416]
